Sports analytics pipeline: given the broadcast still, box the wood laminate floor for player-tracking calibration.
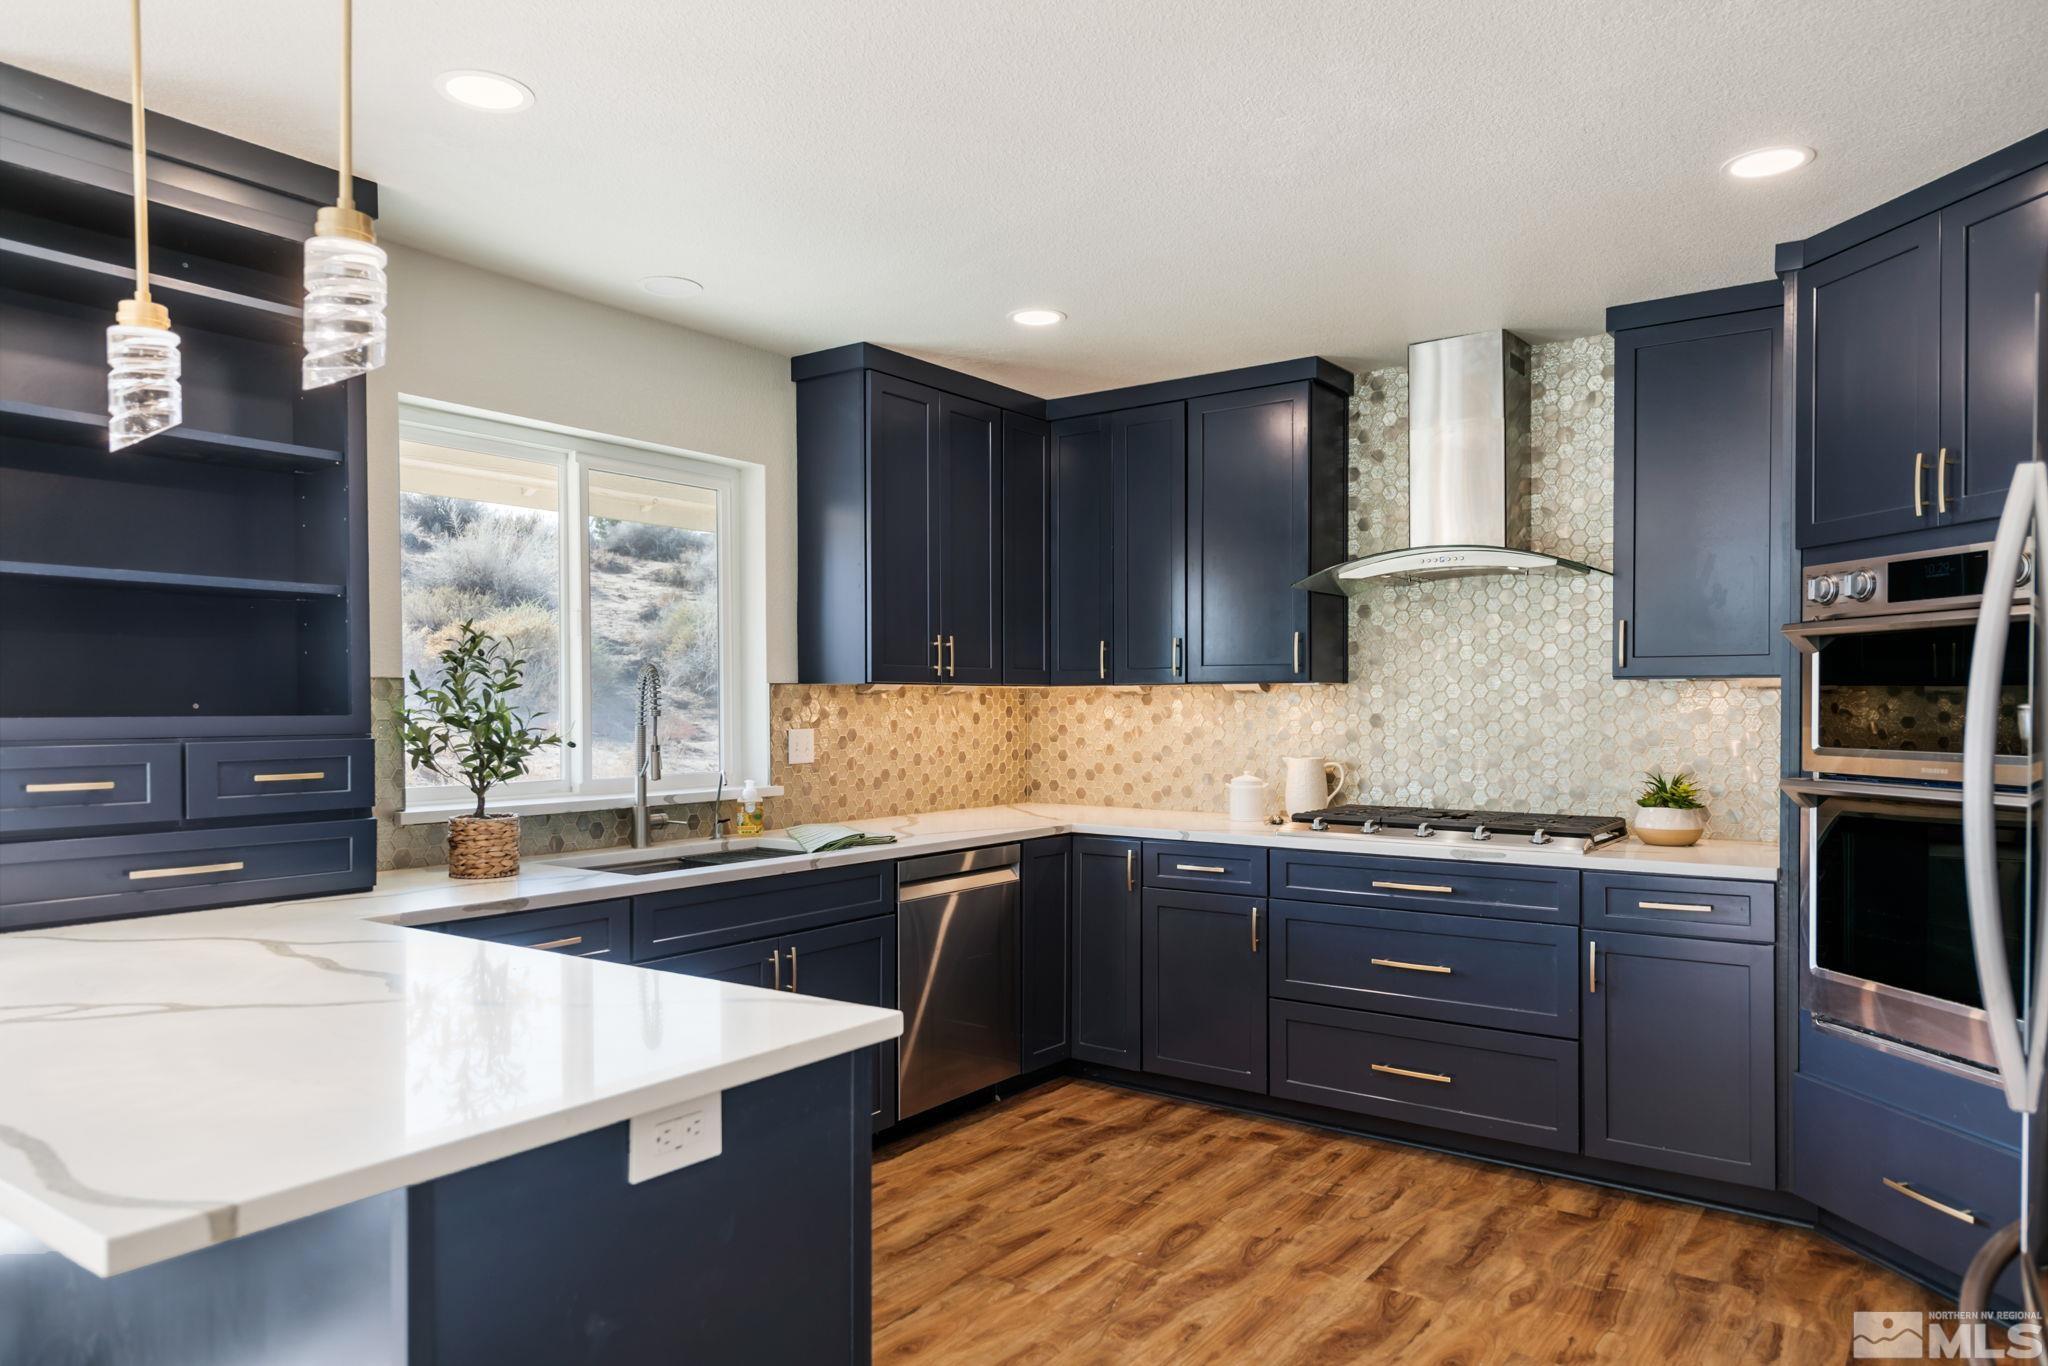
[871,1080,1946,1364]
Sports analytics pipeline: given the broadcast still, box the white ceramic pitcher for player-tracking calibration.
[1283,756,1348,818]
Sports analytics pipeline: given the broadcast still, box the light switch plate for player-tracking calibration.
[627,1092,722,1184]
[787,728,816,765]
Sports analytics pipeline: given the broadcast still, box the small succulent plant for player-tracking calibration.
[1636,771,1706,810]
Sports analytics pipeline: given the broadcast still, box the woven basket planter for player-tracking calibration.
[447,813,522,879]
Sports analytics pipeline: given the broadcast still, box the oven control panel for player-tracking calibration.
[1800,542,2032,621]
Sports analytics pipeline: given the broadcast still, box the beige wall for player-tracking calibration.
[365,244,798,682]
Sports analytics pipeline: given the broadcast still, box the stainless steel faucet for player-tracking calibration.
[711,770,728,841]
[631,664,668,848]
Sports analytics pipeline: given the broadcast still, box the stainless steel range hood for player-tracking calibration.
[1298,330,1607,594]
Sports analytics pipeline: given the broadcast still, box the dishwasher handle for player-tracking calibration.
[898,865,1019,902]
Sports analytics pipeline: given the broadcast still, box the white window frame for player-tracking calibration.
[397,399,773,822]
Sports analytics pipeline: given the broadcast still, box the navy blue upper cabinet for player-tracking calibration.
[1001,412,1051,685]
[1110,403,1188,684]
[937,393,1004,684]
[865,372,944,682]
[1583,931,1775,1188]
[1047,416,1115,685]
[1185,384,1348,684]
[1071,835,1142,1067]
[1610,292,1786,679]
[1795,217,1943,548]
[1938,163,2048,527]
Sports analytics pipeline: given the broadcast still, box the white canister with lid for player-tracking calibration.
[1226,770,1271,823]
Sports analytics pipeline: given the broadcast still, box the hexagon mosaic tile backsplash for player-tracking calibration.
[373,335,1781,869]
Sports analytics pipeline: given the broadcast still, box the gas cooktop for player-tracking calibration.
[1291,803,1628,848]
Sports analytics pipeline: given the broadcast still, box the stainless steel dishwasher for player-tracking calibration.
[896,844,1021,1119]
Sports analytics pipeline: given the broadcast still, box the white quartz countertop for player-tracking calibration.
[0,801,1774,1278]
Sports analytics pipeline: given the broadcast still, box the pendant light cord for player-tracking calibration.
[336,0,354,214]
[128,0,150,303]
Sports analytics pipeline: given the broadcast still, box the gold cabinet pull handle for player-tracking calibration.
[1372,880,1454,895]
[1936,447,1951,514]
[1371,1063,1452,1085]
[24,780,117,793]
[771,947,782,991]
[1250,905,1260,954]
[932,634,944,677]
[1913,451,1926,517]
[1125,848,1134,891]
[1098,639,1106,680]
[1616,618,1627,670]
[1589,939,1597,993]
[787,944,798,992]
[1638,900,1714,914]
[1372,957,1452,975]
[252,771,327,783]
[1176,863,1229,874]
[1292,630,1302,675]
[531,935,584,952]
[129,861,244,881]
[947,635,957,677]
[1883,1177,1979,1225]
[1172,636,1182,677]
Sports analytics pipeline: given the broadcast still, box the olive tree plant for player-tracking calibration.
[396,621,567,819]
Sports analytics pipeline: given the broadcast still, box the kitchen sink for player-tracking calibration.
[566,846,806,876]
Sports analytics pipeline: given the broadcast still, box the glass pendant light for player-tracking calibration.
[302,0,387,389]
[107,0,182,451]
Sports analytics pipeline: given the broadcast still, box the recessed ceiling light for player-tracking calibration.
[637,275,704,299]
[434,70,535,113]
[1009,308,1066,327]
[1723,145,1814,180]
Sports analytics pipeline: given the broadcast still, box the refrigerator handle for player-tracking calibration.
[1963,462,2048,1112]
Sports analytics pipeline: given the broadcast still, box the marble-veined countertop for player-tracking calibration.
[0,801,1774,1277]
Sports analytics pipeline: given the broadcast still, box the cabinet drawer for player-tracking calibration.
[1582,872,1772,942]
[1793,1076,2016,1282]
[0,818,376,929]
[1270,849,1577,925]
[632,862,892,961]
[425,900,628,958]
[185,737,374,819]
[1267,898,1579,1038]
[1,742,181,834]
[1269,1000,1579,1152]
[1143,840,1267,896]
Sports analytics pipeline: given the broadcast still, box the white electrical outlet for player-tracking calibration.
[627,1092,722,1184]
[787,727,816,765]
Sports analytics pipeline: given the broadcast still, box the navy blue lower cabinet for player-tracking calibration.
[0,741,181,834]
[183,736,374,819]
[1266,898,1579,1039]
[1268,1000,1580,1153]
[423,900,629,958]
[1071,836,1142,1067]
[1792,1076,2017,1288]
[1580,872,1773,943]
[1020,836,1072,1068]
[644,915,898,1128]
[631,862,891,961]
[1142,839,1267,897]
[0,817,375,929]
[1268,849,1578,925]
[1142,888,1265,1092]
[1582,931,1775,1187]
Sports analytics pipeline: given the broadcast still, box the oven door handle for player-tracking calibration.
[1961,460,2047,1114]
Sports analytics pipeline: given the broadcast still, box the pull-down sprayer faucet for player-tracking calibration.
[631,664,667,848]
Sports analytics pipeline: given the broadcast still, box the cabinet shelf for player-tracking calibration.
[0,559,344,599]
[0,401,342,471]
[0,236,302,344]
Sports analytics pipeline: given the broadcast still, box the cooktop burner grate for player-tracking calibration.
[1292,803,1628,846]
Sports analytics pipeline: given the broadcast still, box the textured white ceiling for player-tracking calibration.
[10,1,2047,394]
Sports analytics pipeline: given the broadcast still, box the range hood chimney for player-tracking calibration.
[1299,330,1606,593]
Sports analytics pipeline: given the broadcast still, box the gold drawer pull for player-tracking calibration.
[1176,863,1229,874]
[129,861,245,881]
[531,935,585,952]
[1882,1178,1980,1225]
[252,770,327,783]
[1371,1063,1452,1085]
[25,780,117,793]
[1639,900,1714,914]
[1372,957,1452,975]
[1373,880,1454,894]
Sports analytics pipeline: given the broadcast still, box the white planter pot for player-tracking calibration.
[1633,806,1708,847]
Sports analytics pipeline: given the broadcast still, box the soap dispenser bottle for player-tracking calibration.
[735,779,766,838]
